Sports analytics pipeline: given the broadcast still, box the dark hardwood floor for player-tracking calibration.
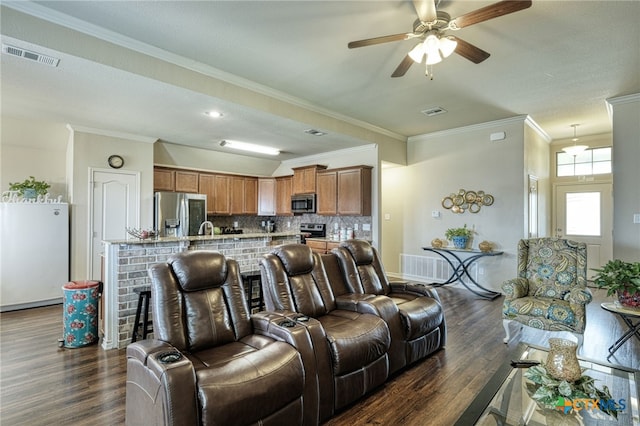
[1,286,637,425]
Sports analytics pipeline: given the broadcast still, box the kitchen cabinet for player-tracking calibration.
[276,176,293,216]
[306,239,341,254]
[174,170,199,193]
[258,178,276,216]
[316,166,372,216]
[316,170,337,215]
[198,173,230,215]
[230,176,258,215]
[292,165,326,195]
[154,168,175,192]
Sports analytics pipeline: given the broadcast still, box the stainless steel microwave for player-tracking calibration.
[291,194,316,214]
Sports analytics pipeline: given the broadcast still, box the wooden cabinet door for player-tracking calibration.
[258,178,276,216]
[316,171,337,215]
[292,165,326,194]
[175,171,199,193]
[198,174,216,214]
[154,168,175,192]
[306,240,328,254]
[244,177,258,214]
[230,176,245,215]
[213,174,231,215]
[276,176,293,216]
[337,167,372,216]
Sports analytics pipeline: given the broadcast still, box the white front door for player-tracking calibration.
[555,183,613,279]
[89,169,139,280]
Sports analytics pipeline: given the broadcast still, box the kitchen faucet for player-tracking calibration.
[198,221,214,236]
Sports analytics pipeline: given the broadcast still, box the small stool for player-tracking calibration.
[241,270,263,312]
[131,289,153,343]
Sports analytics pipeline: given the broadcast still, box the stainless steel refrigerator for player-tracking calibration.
[0,202,69,311]
[154,192,207,237]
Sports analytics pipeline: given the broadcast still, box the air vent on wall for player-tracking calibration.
[2,44,60,67]
[421,107,447,117]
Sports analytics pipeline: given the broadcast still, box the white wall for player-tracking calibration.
[608,94,640,260]
[0,116,69,198]
[68,128,154,280]
[382,116,541,292]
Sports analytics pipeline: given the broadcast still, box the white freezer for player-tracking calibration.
[0,202,69,311]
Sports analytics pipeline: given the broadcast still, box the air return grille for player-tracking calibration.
[2,44,60,67]
[421,107,447,117]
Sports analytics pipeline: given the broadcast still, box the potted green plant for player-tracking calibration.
[592,259,640,309]
[445,224,473,249]
[8,176,51,199]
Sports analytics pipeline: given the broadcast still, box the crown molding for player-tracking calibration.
[408,115,532,143]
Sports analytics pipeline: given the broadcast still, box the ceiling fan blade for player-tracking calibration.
[391,55,415,78]
[451,0,532,29]
[348,33,413,49]
[413,0,437,23]
[451,37,490,64]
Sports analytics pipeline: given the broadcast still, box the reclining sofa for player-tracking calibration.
[126,251,320,426]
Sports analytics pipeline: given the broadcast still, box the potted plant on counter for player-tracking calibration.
[9,176,50,199]
[445,224,473,249]
[592,259,640,310]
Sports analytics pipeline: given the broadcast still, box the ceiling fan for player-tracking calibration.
[348,0,532,78]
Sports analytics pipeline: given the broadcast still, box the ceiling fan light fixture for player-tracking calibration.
[424,34,440,57]
[439,36,457,58]
[219,140,280,156]
[408,43,426,63]
[425,52,442,65]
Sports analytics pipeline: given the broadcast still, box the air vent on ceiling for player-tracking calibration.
[304,129,327,136]
[2,44,60,67]
[421,107,447,117]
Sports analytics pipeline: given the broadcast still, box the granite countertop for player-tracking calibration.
[104,231,302,245]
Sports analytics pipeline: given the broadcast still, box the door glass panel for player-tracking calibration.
[566,192,600,236]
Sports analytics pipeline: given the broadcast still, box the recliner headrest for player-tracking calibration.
[272,244,314,276]
[341,240,374,265]
[168,251,228,291]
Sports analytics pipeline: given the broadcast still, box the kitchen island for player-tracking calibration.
[101,231,300,349]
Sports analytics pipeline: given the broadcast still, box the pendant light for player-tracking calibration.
[562,124,588,156]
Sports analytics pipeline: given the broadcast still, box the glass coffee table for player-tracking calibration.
[456,343,640,425]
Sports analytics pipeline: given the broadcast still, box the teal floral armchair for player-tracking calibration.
[502,238,592,346]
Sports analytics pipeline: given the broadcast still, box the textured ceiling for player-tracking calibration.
[1,1,639,160]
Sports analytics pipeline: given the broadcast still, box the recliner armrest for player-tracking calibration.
[502,278,529,300]
[335,293,399,321]
[389,281,441,301]
[126,340,198,426]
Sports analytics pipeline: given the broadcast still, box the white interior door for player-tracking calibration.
[555,183,613,279]
[89,169,139,280]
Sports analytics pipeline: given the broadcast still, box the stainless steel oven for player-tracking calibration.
[300,223,326,244]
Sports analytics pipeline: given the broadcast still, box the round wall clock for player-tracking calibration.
[108,154,124,169]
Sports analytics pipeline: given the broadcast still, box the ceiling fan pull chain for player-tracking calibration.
[425,64,435,80]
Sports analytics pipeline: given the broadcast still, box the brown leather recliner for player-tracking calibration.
[329,239,446,374]
[126,250,319,426]
[259,244,391,422]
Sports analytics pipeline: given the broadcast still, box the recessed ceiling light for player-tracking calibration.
[304,129,326,136]
[205,111,224,118]
[219,140,280,156]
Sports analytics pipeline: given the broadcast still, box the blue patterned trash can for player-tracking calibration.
[62,280,100,348]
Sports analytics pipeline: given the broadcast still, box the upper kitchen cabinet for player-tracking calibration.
[292,165,326,195]
[258,178,276,216]
[230,176,258,215]
[317,166,372,216]
[316,170,337,215]
[276,176,293,216]
[199,173,231,215]
[154,168,175,192]
[175,170,199,193]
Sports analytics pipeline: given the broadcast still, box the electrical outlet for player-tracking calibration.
[287,221,291,228]
[362,223,371,231]
[354,224,359,231]
[384,213,391,220]
[431,210,440,218]
[634,213,640,224]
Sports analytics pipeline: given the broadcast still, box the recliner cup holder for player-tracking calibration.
[157,351,182,363]
[278,320,297,328]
